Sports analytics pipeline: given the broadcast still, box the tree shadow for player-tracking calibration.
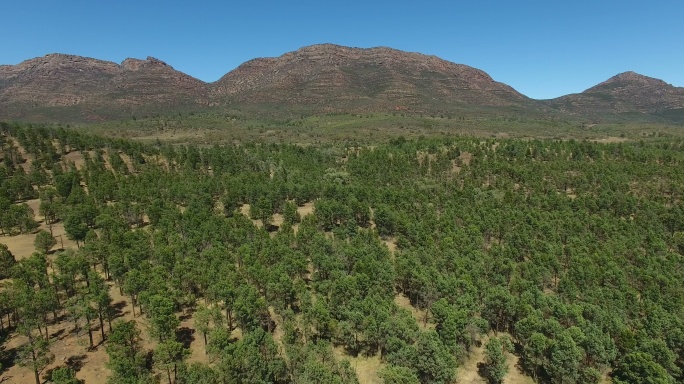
[179,307,195,321]
[66,354,88,372]
[51,328,67,340]
[45,354,88,378]
[477,362,489,382]
[176,327,195,349]
[111,300,128,319]
[52,313,68,324]
[144,350,154,370]
[68,325,82,337]
[0,346,18,375]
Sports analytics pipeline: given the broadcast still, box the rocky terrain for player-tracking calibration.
[210,44,531,110]
[547,71,684,119]
[0,54,207,121]
[1,44,683,122]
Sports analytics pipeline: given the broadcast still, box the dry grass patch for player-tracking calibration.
[455,333,534,384]
[0,200,77,260]
[332,346,383,384]
[63,150,86,170]
[7,137,32,173]
[296,202,315,218]
[393,293,434,330]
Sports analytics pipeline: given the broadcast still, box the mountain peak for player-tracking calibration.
[595,71,668,88]
[212,44,526,109]
[547,71,684,116]
[121,56,172,71]
[1,45,683,122]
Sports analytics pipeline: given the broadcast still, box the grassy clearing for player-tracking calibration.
[60,111,684,146]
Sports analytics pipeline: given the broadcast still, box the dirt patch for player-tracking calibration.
[393,294,434,330]
[271,214,284,228]
[239,202,315,233]
[0,200,78,260]
[269,307,286,360]
[297,202,315,218]
[455,333,534,384]
[383,238,397,256]
[63,151,86,170]
[593,137,629,144]
[7,137,32,173]
[179,310,210,366]
[333,346,383,384]
[452,159,462,174]
[0,231,41,260]
[460,151,473,166]
[239,204,262,228]
[452,151,473,174]
[117,151,136,174]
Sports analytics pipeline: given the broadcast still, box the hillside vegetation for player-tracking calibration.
[1,122,684,383]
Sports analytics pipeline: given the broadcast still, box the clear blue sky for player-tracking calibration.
[2,0,682,99]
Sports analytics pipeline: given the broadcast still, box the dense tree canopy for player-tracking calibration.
[2,122,684,383]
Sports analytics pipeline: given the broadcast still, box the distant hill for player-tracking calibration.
[0,54,207,121]
[1,45,683,123]
[210,44,532,112]
[544,71,684,121]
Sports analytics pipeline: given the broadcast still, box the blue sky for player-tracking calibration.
[3,1,682,99]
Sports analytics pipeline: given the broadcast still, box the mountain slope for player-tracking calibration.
[211,44,532,111]
[1,46,683,123]
[0,54,207,120]
[545,71,684,119]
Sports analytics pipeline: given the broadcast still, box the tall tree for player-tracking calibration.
[154,339,188,384]
[34,230,56,254]
[16,322,54,384]
[482,336,508,384]
[106,320,151,384]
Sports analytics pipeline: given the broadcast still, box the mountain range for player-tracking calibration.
[1,44,683,123]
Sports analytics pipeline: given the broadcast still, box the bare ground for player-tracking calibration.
[240,201,315,234]
[393,293,434,331]
[7,137,32,173]
[63,151,86,170]
[0,199,78,260]
[456,334,534,384]
[383,237,397,256]
[333,346,383,384]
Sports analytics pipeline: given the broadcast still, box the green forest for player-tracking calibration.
[1,121,684,384]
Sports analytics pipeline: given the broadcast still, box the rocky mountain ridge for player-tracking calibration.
[547,71,684,117]
[0,54,207,120]
[1,44,682,122]
[210,44,530,109]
